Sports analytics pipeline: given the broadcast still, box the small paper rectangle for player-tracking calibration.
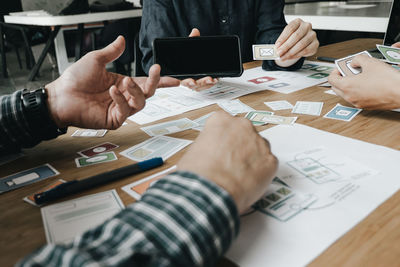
[252,44,279,60]
[122,166,177,200]
[245,111,274,126]
[120,136,192,162]
[0,164,59,194]
[140,118,198,136]
[75,152,118,168]
[217,99,255,115]
[335,51,372,77]
[264,100,294,111]
[292,101,324,116]
[72,129,108,137]
[323,104,362,122]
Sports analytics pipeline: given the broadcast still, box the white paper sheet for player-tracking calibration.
[226,124,400,267]
[221,61,335,94]
[41,190,124,244]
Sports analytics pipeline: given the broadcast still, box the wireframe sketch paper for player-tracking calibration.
[41,190,124,244]
[226,124,400,267]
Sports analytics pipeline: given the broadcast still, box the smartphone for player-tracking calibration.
[153,35,243,79]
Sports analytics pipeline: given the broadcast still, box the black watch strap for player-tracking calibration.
[21,88,67,141]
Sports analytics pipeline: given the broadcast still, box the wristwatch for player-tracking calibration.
[21,88,67,140]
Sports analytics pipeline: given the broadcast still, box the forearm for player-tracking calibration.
[0,89,66,157]
[18,172,240,267]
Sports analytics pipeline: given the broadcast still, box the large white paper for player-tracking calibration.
[226,124,400,267]
[221,61,334,94]
[128,83,255,125]
[41,190,124,244]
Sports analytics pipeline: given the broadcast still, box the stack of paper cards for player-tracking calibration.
[245,111,274,126]
[217,99,254,116]
[252,44,278,60]
[192,112,215,131]
[1,164,59,194]
[120,136,192,162]
[75,142,119,168]
[377,45,400,65]
[71,129,107,137]
[324,104,362,122]
[264,100,293,111]
[292,101,324,116]
[122,166,177,200]
[254,183,317,221]
[335,51,372,77]
[141,118,198,136]
[41,190,124,244]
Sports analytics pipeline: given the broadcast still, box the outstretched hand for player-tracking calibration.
[46,36,179,129]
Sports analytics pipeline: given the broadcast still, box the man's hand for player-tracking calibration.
[275,18,319,67]
[177,112,278,213]
[180,28,218,91]
[392,42,400,49]
[328,55,400,110]
[46,36,179,129]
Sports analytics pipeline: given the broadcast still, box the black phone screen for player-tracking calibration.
[153,36,243,79]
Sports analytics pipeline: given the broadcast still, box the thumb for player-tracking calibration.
[189,28,201,37]
[96,35,126,64]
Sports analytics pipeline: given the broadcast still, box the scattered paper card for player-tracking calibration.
[254,182,317,221]
[75,151,117,168]
[335,51,372,77]
[254,114,297,125]
[23,179,66,207]
[377,44,400,65]
[292,101,324,116]
[192,112,216,131]
[324,104,362,121]
[264,100,293,111]
[41,190,124,244]
[78,142,119,157]
[0,164,59,194]
[140,118,198,136]
[217,99,254,115]
[72,129,107,137]
[324,89,337,95]
[245,111,274,126]
[122,166,177,200]
[252,44,278,60]
[318,82,331,87]
[120,136,192,162]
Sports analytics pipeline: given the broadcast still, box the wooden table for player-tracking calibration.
[1,38,399,266]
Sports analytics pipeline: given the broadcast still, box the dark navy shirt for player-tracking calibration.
[139,0,304,74]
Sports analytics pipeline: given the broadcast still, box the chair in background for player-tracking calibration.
[0,0,48,78]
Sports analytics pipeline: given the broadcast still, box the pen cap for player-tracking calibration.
[138,157,164,171]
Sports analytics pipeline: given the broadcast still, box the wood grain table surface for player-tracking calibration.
[1,38,399,267]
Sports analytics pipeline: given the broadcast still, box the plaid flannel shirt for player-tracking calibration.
[0,90,240,266]
[17,172,240,266]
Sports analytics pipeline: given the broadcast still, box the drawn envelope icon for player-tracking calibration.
[260,48,274,56]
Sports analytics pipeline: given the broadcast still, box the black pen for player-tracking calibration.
[316,56,337,63]
[34,157,164,205]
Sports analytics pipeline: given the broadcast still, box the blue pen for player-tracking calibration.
[34,157,164,205]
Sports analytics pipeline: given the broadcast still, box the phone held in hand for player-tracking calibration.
[153,35,243,79]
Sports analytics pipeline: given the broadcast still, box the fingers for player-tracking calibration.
[328,69,346,89]
[189,28,201,37]
[142,64,161,98]
[109,85,132,126]
[275,19,302,48]
[276,19,318,60]
[95,35,126,65]
[392,42,400,48]
[181,77,218,91]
